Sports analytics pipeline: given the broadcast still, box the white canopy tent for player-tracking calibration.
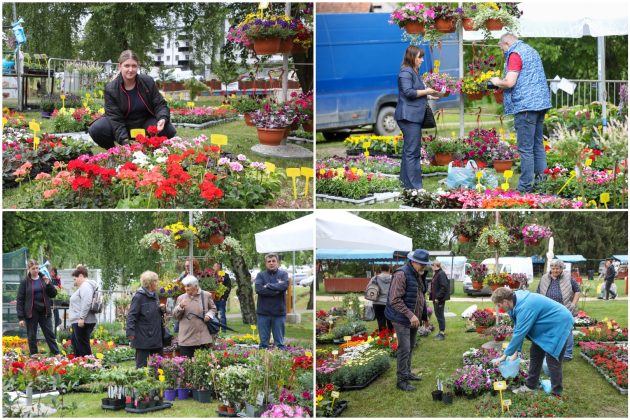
[316,210,413,251]
[461,1,628,128]
[254,213,314,321]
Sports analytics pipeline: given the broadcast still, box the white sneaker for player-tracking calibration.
[512,385,535,394]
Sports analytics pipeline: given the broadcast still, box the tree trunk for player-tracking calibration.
[227,253,257,325]
[307,282,313,310]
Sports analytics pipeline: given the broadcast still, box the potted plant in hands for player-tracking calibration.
[422,71,460,97]
[389,3,430,35]
[490,140,518,173]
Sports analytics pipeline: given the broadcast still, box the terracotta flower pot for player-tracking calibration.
[490,283,502,291]
[244,112,256,127]
[492,159,513,173]
[462,18,475,31]
[302,120,313,132]
[487,236,499,246]
[279,37,294,53]
[159,296,167,305]
[218,404,228,413]
[404,21,425,35]
[466,92,483,101]
[253,37,282,55]
[494,90,504,104]
[176,239,189,249]
[485,19,504,31]
[435,18,456,33]
[472,281,484,290]
[151,242,161,251]
[476,326,488,334]
[256,127,286,146]
[458,235,470,244]
[209,234,225,245]
[227,407,236,415]
[434,153,454,166]
[197,241,211,250]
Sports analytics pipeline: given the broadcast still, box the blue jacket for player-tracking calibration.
[394,66,427,123]
[255,269,289,317]
[504,290,574,360]
[502,41,551,115]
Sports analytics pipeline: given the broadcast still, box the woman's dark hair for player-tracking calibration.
[380,264,390,273]
[72,265,88,278]
[401,45,424,70]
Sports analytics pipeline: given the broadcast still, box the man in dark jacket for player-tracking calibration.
[88,50,176,149]
[385,249,430,391]
[213,262,232,333]
[604,258,617,300]
[255,253,289,350]
[430,260,450,341]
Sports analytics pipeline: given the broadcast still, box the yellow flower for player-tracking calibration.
[316,395,323,402]
[96,353,104,360]
[218,270,225,277]
[305,351,312,357]
[251,324,257,331]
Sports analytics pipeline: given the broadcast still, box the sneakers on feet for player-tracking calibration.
[512,385,535,394]
[434,332,445,341]
[406,373,422,381]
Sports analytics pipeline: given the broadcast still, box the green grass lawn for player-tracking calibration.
[4,113,313,209]
[315,297,628,418]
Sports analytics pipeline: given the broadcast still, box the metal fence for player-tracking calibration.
[548,79,626,109]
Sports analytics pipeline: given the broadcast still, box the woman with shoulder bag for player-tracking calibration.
[172,275,217,358]
[126,271,166,368]
[395,45,440,189]
[372,265,394,331]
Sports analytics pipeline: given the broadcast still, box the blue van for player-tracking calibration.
[316,12,460,139]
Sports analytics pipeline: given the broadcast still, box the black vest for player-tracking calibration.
[385,263,419,327]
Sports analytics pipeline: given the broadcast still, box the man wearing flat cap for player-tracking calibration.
[385,249,430,391]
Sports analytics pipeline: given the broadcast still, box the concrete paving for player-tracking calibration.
[250,143,313,159]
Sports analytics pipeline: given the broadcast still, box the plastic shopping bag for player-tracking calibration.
[540,379,552,394]
[498,357,521,379]
[447,160,478,189]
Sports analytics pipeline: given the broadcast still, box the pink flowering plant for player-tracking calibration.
[489,140,518,161]
[521,224,552,245]
[422,71,461,95]
[463,128,501,163]
[389,3,430,26]
[251,103,295,128]
[170,106,238,124]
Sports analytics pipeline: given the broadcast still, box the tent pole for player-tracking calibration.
[597,36,607,129]
[458,1,465,138]
[292,250,296,315]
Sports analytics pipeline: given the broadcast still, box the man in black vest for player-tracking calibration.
[385,249,430,391]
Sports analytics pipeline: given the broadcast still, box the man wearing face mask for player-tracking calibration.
[255,253,289,350]
[491,287,573,396]
[385,249,430,392]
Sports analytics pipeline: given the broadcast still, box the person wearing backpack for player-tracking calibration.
[371,264,393,332]
[68,265,98,356]
[16,259,61,355]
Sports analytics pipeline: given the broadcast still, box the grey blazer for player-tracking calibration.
[394,66,427,123]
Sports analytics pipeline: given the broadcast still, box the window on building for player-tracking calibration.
[166,56,170,62]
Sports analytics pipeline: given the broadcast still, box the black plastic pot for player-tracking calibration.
[442,393,453,404]
[197,389,212,404]
[431,390,443,401]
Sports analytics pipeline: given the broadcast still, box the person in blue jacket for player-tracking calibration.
[395,45,438,190]
[491,287,573,396]
[254,253,289,349]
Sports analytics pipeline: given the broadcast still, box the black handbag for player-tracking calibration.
[422,104,436,129]
[200,290,221,335]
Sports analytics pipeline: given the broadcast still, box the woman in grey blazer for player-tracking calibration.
[395,45,438,189]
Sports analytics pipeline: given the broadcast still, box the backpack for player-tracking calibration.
[364,277,380,302]
[89,283,104,313]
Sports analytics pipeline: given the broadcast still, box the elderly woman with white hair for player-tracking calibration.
[173,275,217,358]
[537,259,581,360]
[127,270,166,368]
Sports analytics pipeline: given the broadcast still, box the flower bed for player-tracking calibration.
[170,107,238,126]
[3,127,93,188]
[579,342,627,393]
[317,156,402,175]
[14,131,283,209]
[316,345,390,390]
[476,392,574,417]
[51,107,104,133]
[400,188,584,209]
[316,167,400,200]
[574,311,598,328]
[576,319,628,343]
[343,134,411,157]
